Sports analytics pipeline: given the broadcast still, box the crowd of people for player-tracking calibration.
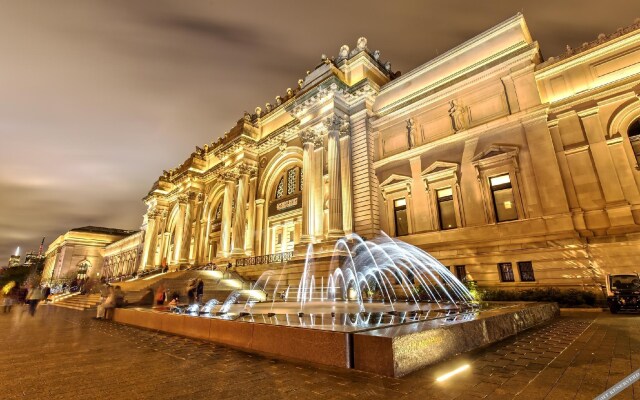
[1,281,52,316]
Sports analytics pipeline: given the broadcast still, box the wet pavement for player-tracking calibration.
[0,305,638,399]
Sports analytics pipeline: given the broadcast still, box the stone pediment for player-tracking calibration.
[421,161,459,176]
[379,174,412,188]
[471,144,519,163]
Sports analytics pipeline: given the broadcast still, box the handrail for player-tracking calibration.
[235,251,293,267]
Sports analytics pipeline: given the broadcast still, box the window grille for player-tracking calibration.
[517,261,535,282]
[276,177,284,198]
[498,262,515,282]
[287,168,296,195]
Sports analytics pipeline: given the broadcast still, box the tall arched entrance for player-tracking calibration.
[264,162,303,254]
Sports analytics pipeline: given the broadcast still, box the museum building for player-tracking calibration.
[135,14,640,290]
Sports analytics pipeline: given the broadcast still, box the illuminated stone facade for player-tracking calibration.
[41,226,137,284]
[140,14,640,289]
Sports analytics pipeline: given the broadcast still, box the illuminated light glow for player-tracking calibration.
[300,115,312,125]
[436,364,470,382]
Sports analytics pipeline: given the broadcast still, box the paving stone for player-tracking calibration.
[2,305,638,399]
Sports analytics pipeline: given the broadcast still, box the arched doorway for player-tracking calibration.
[76,260,90,280]
[265,164,303,254]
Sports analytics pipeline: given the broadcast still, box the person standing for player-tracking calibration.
[155,283,166,306]
[186,279,196,304]
[196,279,204,304]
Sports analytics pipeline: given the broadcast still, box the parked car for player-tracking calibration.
[605,273,640,313]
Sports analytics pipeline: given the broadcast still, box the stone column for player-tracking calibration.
[325,116,345,239]
[254,199,265,256]
[231,165,251,256]
[173,195,188,265]
[191,193,204,265]
[300,130,316,242]
[154,211,167,266]
[179,193,197,264]
[339,123,353,234]
[313,137,325,240]
[220,173,237,257]
[141,210,158,269]
[245,175,257,255]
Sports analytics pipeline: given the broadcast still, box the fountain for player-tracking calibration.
[113,233,559,377]
[217,233,476,319]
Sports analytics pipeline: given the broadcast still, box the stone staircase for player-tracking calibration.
[51,293,102,311]
[116,270,252,305]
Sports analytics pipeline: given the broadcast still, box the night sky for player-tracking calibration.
[1,0,638,261]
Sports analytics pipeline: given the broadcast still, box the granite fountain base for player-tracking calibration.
[112,302,559,377]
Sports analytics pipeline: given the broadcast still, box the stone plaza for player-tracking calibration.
[0,306,637,399]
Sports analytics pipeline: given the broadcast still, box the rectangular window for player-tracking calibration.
[517,261,535,282]
[454,265,467,281]
[289,231,294,242]
[490,174,518,222]
[498,262,515,282]
[437,187,457,230]
[393,198,409,236]
[276,233,282,245]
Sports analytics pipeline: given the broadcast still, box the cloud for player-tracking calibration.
[1,0,639,262]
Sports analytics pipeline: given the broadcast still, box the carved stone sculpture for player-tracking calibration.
[406,118,416,149]
[373,50,381,61]
[448,100,468,132]
[338,45,349,60]
[357,37,367,51]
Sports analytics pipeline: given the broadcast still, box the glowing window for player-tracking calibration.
[393,198,408,236]
[437,187,457,230]
[490,174,518,222]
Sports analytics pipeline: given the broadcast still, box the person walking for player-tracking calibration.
[42,286,51,304]
[196,279,204,304]
[26,285,43,316]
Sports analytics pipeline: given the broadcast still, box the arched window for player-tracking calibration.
[275,177,285,199]
[287,168,296,195]
[629,119,640,167]
[76,260,91,280]
[274,167,302,200]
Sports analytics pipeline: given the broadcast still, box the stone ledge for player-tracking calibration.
[353,302,559,377]
[112,308,351,369]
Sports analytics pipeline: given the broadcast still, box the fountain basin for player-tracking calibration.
[112,301,558,376]
[353,301,559,377]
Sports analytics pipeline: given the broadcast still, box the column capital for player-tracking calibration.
[339,120,351,138]
[219,170,239,182]
[323,115,344,133]
[177,194,189,204]
[236,163,257,177]
[299,129,318,145]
